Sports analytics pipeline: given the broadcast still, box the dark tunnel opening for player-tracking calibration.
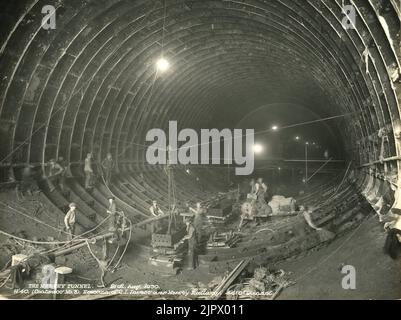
[0,0,400,300]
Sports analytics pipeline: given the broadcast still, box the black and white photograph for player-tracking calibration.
[0,0,400,305]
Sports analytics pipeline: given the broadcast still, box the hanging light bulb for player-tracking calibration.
[253,144,263,154]
[156,57,170,72]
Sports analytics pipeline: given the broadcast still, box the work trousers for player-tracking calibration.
[103,169,112,185]
[84,171,93,189]
[67,224,75,241]
[48,175,65,192]
[187,241,198,269]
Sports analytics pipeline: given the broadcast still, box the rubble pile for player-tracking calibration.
[0,236,50,265]
[65,247,100,276]
[227,267,295,300]
[268,196,296,215]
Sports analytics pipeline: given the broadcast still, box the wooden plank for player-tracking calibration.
[212,259,250,300]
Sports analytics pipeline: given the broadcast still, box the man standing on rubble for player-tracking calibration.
[84,153,94,189]
[255,177,268,204]
[64,202,77,240]
[190,202,205,244]
[184,216,197,270]
[101,153,115,186]
[150,200,164,233]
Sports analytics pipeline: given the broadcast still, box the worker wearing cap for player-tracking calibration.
[184,217,197,270]
[64,203,77,240]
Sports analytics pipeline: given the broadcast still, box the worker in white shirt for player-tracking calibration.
[64,202,77,240]
[190,202,205,244]
[183,217,197,270]
[84,153,94,189]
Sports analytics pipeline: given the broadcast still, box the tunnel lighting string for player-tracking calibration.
[98,163,150,218]
[305,157,333,183]
[0,229,75,245]
[0,199,112,241]
[0,202,112,252]
[0,201,70,236]
[112,111,358,157]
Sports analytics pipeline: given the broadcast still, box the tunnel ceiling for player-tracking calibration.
[0,0,400,171]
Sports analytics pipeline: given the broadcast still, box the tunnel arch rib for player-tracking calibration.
[0,0,399,218]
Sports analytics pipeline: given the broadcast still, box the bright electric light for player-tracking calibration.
[295,136,300,140]
[305,142,309,145]
[186,169,190,174]
[253,144,263,154]
[156,58,170,72]
[272,125,279,131]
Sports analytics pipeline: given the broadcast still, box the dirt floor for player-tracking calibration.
[98,215,401,300]
[1,188,400,300]
[275,216,401,300]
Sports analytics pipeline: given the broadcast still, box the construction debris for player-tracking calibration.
[207,231,241,248]
[226,267,295,300]
[268,196,297,215]
[149,227,187,274]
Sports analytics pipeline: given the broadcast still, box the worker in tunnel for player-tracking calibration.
[46,159,65,193]
[184,216,198,270]
[294,205,335,243]
[84,152,94,189]
[58,156,68,188]
[150,200,164,234]
[190,202,205,244]
[101,152,115,186]
[255,177,268,204]
[384,214,401,260]
[64,202,77,241]
[107,196,117,232]
[249,178,257,198]
[18,164,36,198]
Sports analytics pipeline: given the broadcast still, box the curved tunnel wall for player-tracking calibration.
[0,0,400,215]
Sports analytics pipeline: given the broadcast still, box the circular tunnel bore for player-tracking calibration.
[0,0,400,300]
